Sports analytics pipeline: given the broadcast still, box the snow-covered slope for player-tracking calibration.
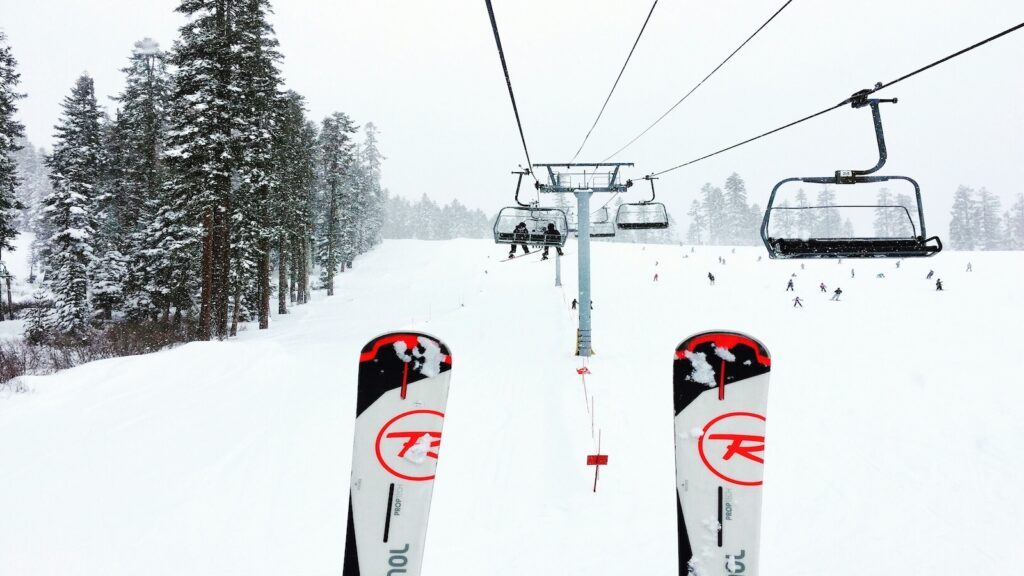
[2,239,1022,575]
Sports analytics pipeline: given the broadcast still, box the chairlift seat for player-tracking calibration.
[765,236,942,259]
[615,202,669,230]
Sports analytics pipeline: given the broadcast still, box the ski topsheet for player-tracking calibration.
[343,332,453,576]
[674,331,771,576]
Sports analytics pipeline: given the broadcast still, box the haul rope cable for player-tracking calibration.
[484,0,539,186]
[569,0,660,165]
[649,20,1024,177]
[602,0,795,163]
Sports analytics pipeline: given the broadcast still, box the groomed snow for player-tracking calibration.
[1,239,1022,575]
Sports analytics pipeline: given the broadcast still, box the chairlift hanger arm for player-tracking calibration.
[511,168,531,207]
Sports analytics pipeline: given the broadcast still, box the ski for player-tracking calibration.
[673,331,771,576]
[343,332,453,576]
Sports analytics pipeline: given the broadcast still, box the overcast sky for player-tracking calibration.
[3,0,1023,237]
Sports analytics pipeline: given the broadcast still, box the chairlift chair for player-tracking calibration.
[760,87,942,259]
[493,169,568,247]
[616,176,669,230]
[587,206,616,238]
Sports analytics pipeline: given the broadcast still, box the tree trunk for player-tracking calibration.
[278,236,288,314]
[198,207,213,340]
[215,199,231,339]
[229,284,241,337]
[258,236,270,329]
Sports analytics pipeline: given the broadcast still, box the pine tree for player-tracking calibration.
[700,183,725,245]
[723,173,749,245]
[975,187,1003,250]
[794,189,814,239]
[42,74,104,336]
[873,188,897,237]
[0,32,26,266]
[316,112,357,296]
[686,199,705,244]
[813,187,842,238]
[109,38,172,320]
[233,0,283,332]
[772,199,795,238]
[1006,194,1024,250]
[948,185,976,250]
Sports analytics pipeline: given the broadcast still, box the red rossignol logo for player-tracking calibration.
[375,409,445,481]
[698,411,766,486]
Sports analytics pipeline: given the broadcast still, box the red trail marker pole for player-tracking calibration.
[586,430,608,492]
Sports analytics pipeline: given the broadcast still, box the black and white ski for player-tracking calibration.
[673,331,771,576]
[343,332,453,576]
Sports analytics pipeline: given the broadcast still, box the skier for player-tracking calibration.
[966,262,973,272]
[571,298,578,310]
[540,223,564,260]
[708,272,716,286]
[792,296,803,308]
[830,287,843,301]
[876,272,886,279]
[936,278,944,291]
[509,221,530,258]
[757,255,763,262]
[786,279,795,291]
[896,260,901,269]
[653,273,659,282]
[926,270,934,280]
[851,268,855,278]
[819,282,826,293]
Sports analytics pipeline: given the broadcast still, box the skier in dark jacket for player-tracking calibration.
[935,278,944,291]
[786,279,795,291]
[508,222,530,257]
[571,298,578,310]
[541,223,564,260]
[926,270,934,280]
[830,287,843,301]
[708,272,715,285]
[792,296,803,308]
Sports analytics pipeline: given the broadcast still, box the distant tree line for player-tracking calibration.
[383,194,492,240]
[686,173,766,246]
[949,185,1024,250]
[0,4,388,344]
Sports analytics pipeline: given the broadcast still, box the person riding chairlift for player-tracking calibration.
[541,223,564,260]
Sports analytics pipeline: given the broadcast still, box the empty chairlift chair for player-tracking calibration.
[616,175,669,230]
[588,206,616,238]
[760,88,942,259]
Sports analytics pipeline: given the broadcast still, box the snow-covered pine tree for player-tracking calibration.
[23,289,52,344]
[794,189,814,239]
[873,188,897,237]
[1006,194,1024,250]
[111,38,171,321]
[166,0,245,340]
[723,173,749,245]
[891,192,916,237]
[316,112,357,296]
[772,199,794,239]
[700,183,725,245]
[271,91,316,313]
[813,187,842,238]
[948,185,976,250]
[233,0,283,332]
[686,199,705,245]
[0,32,26,269]
[42,74,104,336]
[358,122,385,249]
[975,187,1003,250]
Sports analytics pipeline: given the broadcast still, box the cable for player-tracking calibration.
[568,0,660,164]
[603,0,794,162]
[651,19,1024,177]
[484,0,538,184]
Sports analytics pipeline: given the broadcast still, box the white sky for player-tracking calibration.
[3,0,1023,238]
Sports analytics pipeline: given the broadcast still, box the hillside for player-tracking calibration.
[2,239,1022,575]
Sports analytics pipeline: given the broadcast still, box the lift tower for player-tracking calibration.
[534,163,633,356]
